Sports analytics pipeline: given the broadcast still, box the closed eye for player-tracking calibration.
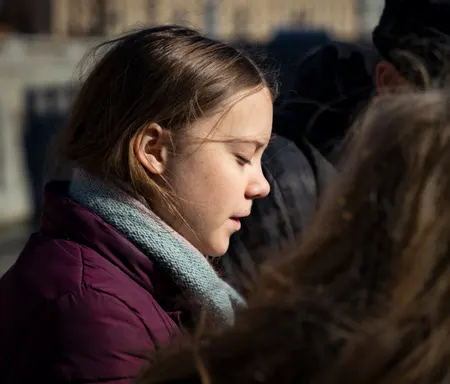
[236,155,252,166]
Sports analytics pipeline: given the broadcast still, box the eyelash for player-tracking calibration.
[236,155,252,166]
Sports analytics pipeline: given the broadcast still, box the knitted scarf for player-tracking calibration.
[69,169,246,326]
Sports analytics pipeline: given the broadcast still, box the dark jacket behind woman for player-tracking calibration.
[274,41,379,160]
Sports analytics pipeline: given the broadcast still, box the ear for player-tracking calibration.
[375,60,408,92]
[134,123,169,175]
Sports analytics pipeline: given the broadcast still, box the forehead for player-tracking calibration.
[192,88,273,143]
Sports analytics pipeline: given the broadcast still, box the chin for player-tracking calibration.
[204,238,230,257]
[206,248,228,258]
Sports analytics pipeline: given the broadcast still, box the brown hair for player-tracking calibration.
[389,44,450,89]
[55,25,274,210]
[136,88,450,383]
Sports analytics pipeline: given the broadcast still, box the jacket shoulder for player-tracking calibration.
[11,233,86,300]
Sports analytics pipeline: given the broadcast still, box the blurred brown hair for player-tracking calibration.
[135,88,450,383]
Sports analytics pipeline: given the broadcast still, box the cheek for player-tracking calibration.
[172,154,239,208]
[167,154,213,201]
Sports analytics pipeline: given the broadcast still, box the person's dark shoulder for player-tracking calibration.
[292,40,379,97]
[274,40,379,159]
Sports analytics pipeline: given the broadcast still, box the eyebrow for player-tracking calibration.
[220,136,274,148]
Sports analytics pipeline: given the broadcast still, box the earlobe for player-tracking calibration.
[134,123,168,175]
[375,60,408,93]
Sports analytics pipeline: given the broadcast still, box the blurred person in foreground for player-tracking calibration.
[136,87,450,383]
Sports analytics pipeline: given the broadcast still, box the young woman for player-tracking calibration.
[137,88,450,383]
[0,25,274,383]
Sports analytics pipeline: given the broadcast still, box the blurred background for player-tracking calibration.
[0,0,384,275]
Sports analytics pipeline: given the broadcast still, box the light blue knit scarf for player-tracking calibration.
[69,169,246,326]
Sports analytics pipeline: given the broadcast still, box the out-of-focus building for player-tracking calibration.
[358,0,384,39]
[0,0,360,41]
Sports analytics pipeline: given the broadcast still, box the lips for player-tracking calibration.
[229,211,250,230]
[230,217,242,230]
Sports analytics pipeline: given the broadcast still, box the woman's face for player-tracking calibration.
[159,87,273,256]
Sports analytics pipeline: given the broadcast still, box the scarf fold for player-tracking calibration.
[69,169,246,326]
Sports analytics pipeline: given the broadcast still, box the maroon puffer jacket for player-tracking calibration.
[0,181,184,383]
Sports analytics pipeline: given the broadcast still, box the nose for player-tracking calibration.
[245,167,270,200]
